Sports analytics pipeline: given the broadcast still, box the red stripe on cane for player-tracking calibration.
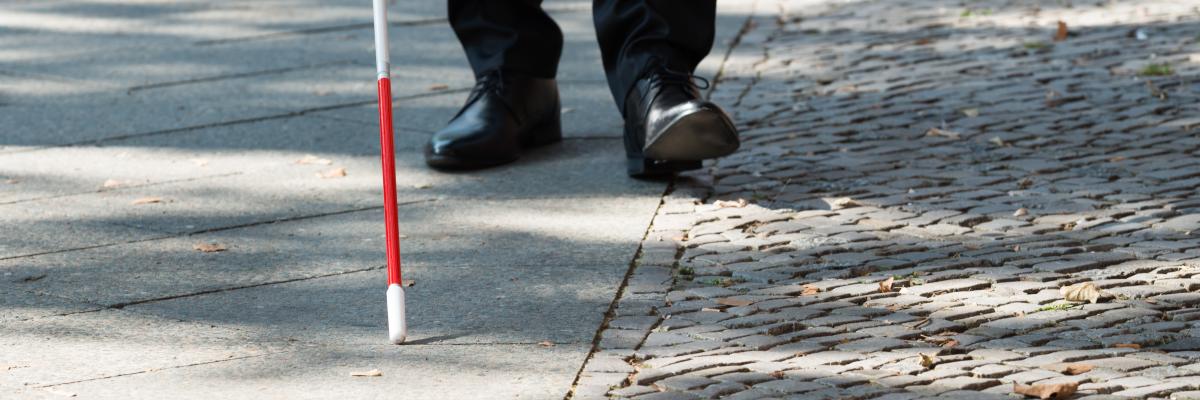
[376,77,403,286]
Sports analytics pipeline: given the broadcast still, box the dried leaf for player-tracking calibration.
[925,127,961,139]
[1063,363,1093,375]
[800,285,821,296]
[919,353,937,368]
[922,334,958,347]
[1054,21,1069,42]
[768,370,786,379]
[102,179,124,189]
[193,243,228,253]
[538,340,555,347]
[428,83,449,91]
[350,369,383,377]
[1013,207,1029,217]
[879,276,895,293]
[826,197,860,209]
[1108,156,1127,163]
[132,196,164,205]
[715,199,748,208]
[914,38,934,45]
[1060,282,1101,303]
[716,297,754,307]
[296,154,333,165]
[961,108,980,118]
[1112,343,1141,349]
[1014,381,1077,399]
[317,167,347,179]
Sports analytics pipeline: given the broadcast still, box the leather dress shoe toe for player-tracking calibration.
[622,67,739,177]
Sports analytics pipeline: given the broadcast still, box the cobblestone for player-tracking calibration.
[577,0,1200,398]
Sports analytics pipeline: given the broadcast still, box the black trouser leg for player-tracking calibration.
[448,0,563,79]
[593,0,717,113]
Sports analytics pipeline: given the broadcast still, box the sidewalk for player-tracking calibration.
[0,1,751,399]
[4,0,1200,399]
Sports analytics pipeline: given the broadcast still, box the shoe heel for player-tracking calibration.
[627,157,702,178]
[524,108,562,148]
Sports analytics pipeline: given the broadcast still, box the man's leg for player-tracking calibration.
[593,1,739,177]
[427,1,564,170]
[449,0,563,78]
[592,0,716,108]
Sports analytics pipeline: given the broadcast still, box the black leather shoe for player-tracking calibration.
[425,71,561,170]
[623,67,739,177]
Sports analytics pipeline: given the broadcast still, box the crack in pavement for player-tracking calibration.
[0,88,471,156]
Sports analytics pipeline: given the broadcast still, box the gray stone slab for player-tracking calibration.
[0,287,99,323]
[0,7,604,149]
[1,196,654,306]
[126,263,620,345]
[47,342,585,400]
[0,91,286,150]
[0,309,292,388]
[0,146,249,204]
[309,80,623,139]
[0,0,451,63]
[0,196,165,259]
[2,113,660,235]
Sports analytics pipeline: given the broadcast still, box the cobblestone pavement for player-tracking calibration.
[573,0,1200,399]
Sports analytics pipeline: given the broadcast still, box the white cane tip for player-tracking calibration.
[389,330,407,344]
[386,284,407,344]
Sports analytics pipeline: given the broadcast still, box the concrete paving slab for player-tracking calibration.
[50,343,586,400]
[2,195,655,307]
[127,263,620,346]
[0,288,99,323]
[0,91,268,150]
[0,4,608,150]
[309,80,623,138]
[0,385,63,400]
[91,111,655,194]
[0,196,165,259]
[10,146,657,236]
[0,309,293,388]
[0,0,451,62]
[0,146,247,204]
[0,1,757,397]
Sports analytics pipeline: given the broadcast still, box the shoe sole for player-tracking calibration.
[643,108,739,161]
[626,158,703,178]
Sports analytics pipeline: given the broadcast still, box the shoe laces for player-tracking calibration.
[454,70,521,123]
[473,70,507,95]
[647,67,710,91]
